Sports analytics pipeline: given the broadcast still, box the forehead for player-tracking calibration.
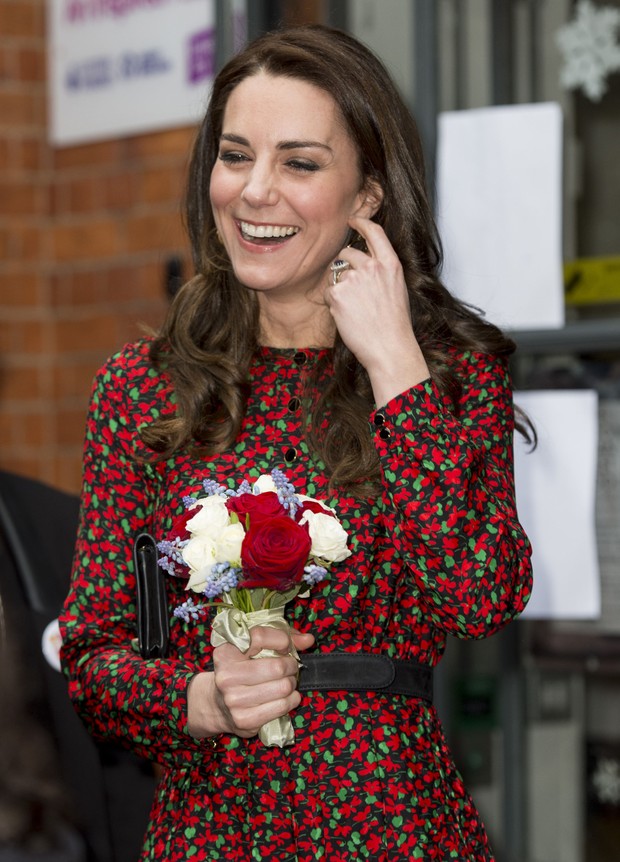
[221,72,351,144]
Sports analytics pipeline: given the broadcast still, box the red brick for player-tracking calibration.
[1,319,50,354]
[0,2,40,38]
[0,45,14,82]
[128,127,195,160]
[17,46,45,83]
[125,211,185,254]
[0,413,45,447]
[53,138,126,170]
[0,181,45,215]
[1,364,44,400]
[52,218,122,260]
[0,138,9,169]
[0,90,39,127]
[67,176,103,213]
[66,268,108,305]
[138,166,182,204]
[0,271,43,307]
[106,260,176,304]
[13,410,50,447]
[120,307,166,344]
[12,135,47,171]
[99,264,137,302]
[50,274,104,313]
[0,455,46,483]
[54,407,89,446]
[49,179,69,216]
[54,313,121,353]
[50,455,83,496]
[6,222,45,259]
[102,171,136,211]
[0,409,13,439]
[52,360,99,400]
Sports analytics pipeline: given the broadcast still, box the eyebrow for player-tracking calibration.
[220,133,332,152]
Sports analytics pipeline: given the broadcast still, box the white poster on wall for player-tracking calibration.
[514,389,601,620]
[436,102,565,332]
[47,0,218,146]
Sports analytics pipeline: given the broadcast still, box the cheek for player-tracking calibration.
[297,187,355,227]
[209,166,236,214]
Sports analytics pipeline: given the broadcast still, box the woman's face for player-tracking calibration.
[210,72,370,302]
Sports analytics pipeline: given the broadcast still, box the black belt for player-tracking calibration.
[297,653,433,703]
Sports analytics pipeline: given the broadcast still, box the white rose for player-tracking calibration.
[252,474,278,495]
[186,495,229,537]
[185,569,211,594]
[186,566,210,594]
[182,534,217,577]
[214,521,245,566]
[299,511,351,563]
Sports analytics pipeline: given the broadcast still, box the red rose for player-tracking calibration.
[226,491,286,527]
[170,508,195,541]
[240,516,312,590]
[295,499,336,522]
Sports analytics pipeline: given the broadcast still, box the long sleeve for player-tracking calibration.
[370,349,532,639]
[59,345,203,767]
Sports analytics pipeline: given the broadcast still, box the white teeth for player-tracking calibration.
[240,221,299,239]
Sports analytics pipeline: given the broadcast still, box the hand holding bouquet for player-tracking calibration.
[158,469,351,746]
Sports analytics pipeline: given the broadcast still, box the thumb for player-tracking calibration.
[291,630,315,652]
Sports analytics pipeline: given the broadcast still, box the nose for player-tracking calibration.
[240,161,278,207]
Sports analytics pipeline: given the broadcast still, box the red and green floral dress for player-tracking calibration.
[60,339,532,861]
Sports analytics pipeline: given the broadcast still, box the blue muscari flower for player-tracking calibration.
[158,556,178,576]
[173,597,205,623]
[157,537,189,573]
[203,563,241,599]
[182,495,198,509]
[303,564,327,586]
[236,479,252,496]
[271,468,300,517]
[202,479,228,497]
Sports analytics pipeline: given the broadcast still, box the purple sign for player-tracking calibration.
[187,28,215,85]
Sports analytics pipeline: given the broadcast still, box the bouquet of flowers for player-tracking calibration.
[157,468,351,746]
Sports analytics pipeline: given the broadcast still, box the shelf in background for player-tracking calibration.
[510,319,620,354]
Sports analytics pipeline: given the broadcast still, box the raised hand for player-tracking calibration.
[325,215,430,407]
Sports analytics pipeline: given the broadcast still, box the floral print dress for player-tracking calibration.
[60,339,532,861]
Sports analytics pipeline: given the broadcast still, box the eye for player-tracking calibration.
[286,159,320,173]
[218,151,250,165]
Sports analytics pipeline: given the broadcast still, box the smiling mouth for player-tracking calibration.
[238,220,300,243]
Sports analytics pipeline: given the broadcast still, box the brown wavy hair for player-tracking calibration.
[142,24,525,493]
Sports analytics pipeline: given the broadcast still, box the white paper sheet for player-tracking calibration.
[436,103,564,331]
[583,399,620,633]
[514,390,600,619]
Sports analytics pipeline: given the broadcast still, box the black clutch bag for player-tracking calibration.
[133,532,169,659]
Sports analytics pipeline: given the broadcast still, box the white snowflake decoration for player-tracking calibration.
[591,756,620,806]
[556,0,620,101]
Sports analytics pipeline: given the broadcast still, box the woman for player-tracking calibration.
[60,24,532,861]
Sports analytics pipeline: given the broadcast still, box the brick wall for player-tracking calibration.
[0,0,194,493]
[0,0,325,495]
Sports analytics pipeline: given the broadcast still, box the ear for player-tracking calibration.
[353,178,384,219]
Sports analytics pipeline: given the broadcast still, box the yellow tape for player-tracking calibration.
[565,257,620,305]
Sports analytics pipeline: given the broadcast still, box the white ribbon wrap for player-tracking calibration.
[211,606,299,748]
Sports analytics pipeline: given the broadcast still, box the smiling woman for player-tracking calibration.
[209,72,379,344]
[59,24,533,862]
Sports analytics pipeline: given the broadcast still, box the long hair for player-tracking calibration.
[142,25,524,492]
